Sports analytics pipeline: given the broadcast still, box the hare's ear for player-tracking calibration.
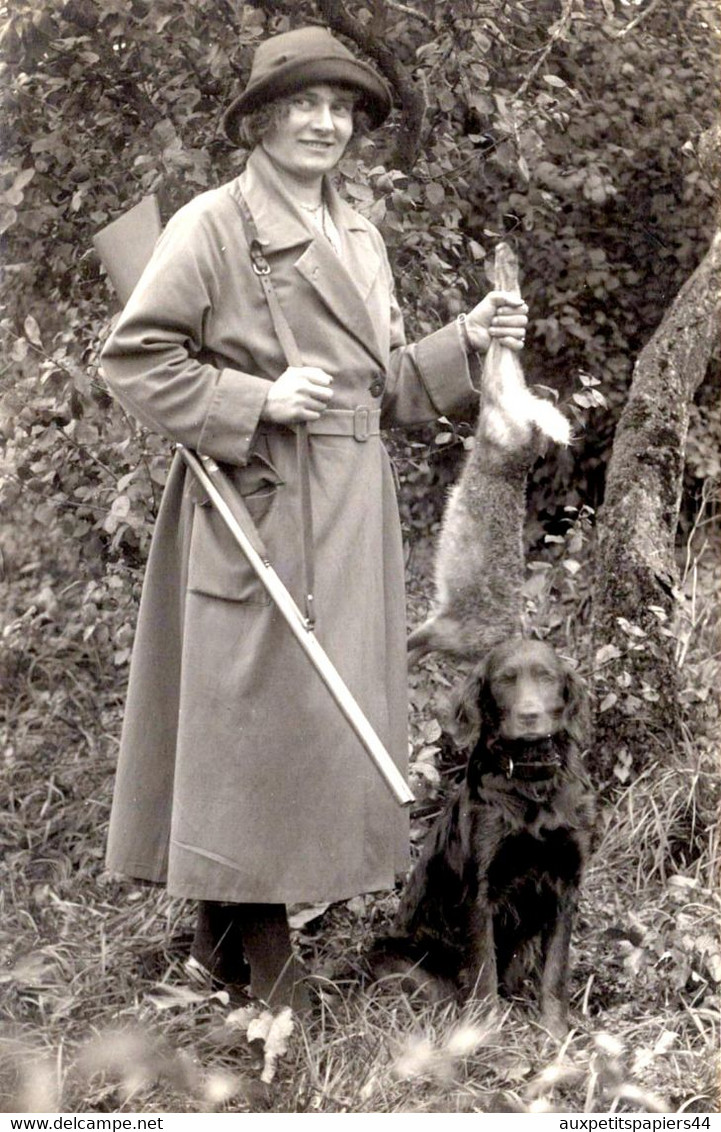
[446,659,493,749]
[563,664,591,748]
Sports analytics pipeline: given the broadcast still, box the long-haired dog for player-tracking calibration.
[372,638,596,1037]
[408,243,571,665]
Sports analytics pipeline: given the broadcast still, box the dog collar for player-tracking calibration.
[487,736,565,782]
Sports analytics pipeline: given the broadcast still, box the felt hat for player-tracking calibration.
[223,26,392,143]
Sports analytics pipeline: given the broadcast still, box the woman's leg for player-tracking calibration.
[191,901,310,1012]
[191,901,250,985]
[236,903,311,1012]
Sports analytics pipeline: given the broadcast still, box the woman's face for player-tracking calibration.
[261,83,355,185]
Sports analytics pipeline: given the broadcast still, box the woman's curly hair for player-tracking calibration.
[236,90,372,150]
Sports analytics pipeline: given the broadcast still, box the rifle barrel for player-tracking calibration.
[177,445,414,809]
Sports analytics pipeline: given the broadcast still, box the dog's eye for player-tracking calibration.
[496,672,516,685]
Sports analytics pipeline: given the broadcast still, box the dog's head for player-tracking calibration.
[448,637,589,750]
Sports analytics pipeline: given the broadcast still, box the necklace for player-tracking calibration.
[296,197,341,255]
[299,198,328,237]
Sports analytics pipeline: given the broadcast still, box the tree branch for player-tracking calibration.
[385,0,434,28]
[514,0,575,99]
[609,0,665,39]
[316,0,427,170]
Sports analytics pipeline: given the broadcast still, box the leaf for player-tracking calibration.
[599,692,618,712]
[4,187,25,206]
[13,166,36,191]
[595,643,622,665]
[149,459,168,486]
[414,744,440,763]
[562,559,581,575]
[226,1004,259,1028]
[117,471,137,492]
[366,197,387,225]
[247,1007,295,1084]
[11,336,28,360]
[110,494,131,518]
[411,761,441,787]
[287,902,331,930]
[152,119,178,148]
[425,182,445,206]
[616,617,646,638]
[24,314,42,346]
[145,984,208,1010]
[543,74,567,88]
[421,718,442,743]
[344,180,374,202]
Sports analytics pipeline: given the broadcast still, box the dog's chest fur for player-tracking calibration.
[467,773,587,897]
[427,741,593,945]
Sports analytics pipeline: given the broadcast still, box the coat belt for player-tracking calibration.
[306,407,381,442]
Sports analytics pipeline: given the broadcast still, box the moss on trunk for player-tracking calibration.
[591,231,721,784]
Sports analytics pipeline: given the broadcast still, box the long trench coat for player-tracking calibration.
[102,146,478,904]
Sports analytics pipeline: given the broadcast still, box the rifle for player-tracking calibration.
[94,200,414,809]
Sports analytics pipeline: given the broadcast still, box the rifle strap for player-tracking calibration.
[234,191,316,628]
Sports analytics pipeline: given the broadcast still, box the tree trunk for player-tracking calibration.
[590,230,721,785]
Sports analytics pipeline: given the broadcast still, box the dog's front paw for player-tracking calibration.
[460,963,498,1006]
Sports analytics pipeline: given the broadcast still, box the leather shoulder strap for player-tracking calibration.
[234,190,316,628]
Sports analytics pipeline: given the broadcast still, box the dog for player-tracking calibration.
[372,638,595,1036]
[407,243,570,665]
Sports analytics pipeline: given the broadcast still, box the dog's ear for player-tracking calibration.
[562,664,591,747]
[446,667,482,749]
[446,659,496,748]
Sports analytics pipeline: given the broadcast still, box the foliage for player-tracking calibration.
[1,568,718,1111]
[1,0,719,573]
[1,3,719,1111]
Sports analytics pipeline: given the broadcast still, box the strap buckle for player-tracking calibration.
[250,239,271,276]
[353,406,371,442]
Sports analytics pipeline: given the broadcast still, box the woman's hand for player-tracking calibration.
[464,291,529,353]
[261,366,334,424]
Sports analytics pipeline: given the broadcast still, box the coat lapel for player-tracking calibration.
[236,148,386,370]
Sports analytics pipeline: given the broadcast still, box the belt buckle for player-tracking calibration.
[353,406,371,442]
[250,239,271,276]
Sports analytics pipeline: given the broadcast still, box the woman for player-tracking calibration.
[101,26,528,1010]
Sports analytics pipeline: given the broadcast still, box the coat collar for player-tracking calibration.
[231,147,385,368]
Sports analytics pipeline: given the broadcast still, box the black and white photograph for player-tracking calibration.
[1,0,719,1117]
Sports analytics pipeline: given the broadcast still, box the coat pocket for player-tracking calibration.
[186,453,284,603]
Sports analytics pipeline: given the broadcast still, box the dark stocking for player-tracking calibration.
[192,901,310,1012]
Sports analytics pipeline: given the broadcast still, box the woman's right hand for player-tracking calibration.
[260,366,334,425]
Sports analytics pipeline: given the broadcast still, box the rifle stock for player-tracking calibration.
[93,196,162,304]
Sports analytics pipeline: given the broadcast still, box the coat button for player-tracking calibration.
[369,374,385,397]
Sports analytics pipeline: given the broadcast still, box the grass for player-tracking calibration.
[1,516,719,1114]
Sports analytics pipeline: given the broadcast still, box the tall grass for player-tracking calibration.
[1,505,718,1113]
